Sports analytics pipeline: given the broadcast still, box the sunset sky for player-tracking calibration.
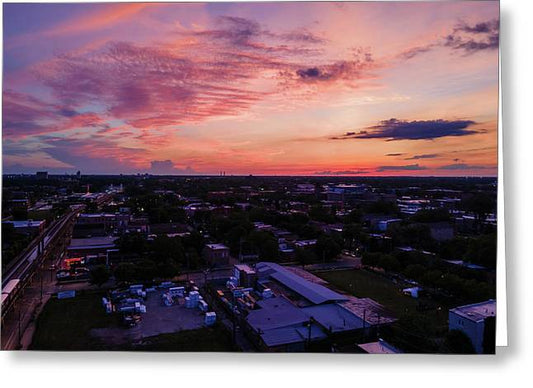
[2,1,499,176]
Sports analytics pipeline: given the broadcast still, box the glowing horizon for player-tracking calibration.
[2,1,499,176]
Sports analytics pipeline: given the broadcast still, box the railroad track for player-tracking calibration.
[1,205,85,317]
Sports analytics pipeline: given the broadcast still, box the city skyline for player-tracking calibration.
[3,1,499,176]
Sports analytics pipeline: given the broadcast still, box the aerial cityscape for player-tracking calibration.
[2,2,498,353]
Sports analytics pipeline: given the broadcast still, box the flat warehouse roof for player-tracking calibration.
[256,262,347,305]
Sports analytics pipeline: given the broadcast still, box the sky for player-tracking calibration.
[2,1,499,176]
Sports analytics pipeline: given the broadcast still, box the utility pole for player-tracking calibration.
[18,307,22,348]
[40,272,43,303]
[362,309,366,341]
[307,316,314,350]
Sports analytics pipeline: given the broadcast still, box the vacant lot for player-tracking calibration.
[30,291,117,350]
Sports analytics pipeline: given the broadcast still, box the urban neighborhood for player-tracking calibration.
[2,173,497,353]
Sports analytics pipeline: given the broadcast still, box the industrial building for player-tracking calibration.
[223,262,396,352]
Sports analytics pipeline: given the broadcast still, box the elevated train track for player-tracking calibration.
[1,205,84,321]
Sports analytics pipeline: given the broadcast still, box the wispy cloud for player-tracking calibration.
[32,16,377,136]
[2,89,108,139]
[396,18,499,60]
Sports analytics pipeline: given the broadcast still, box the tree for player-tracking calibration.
[115,232,148,255]
[443,330,476,354]
[465,233,497,269]
[114,262,136,283]
[309,205,336,223]
[482,316,496,354]
[362,252,381,267]
[364,200,398,215]
[462,193,495,221]
[150,235,185,264]
[345,209,362,224]
[315,234,342,262]
[403,264,426,280]
[295,248,318,267]
[410,208,450,223]
[342,223,362,250]
[90,265,110,287]
[12,208,28,220]
[134,260,157,282]
[378,254,401,272]
[247,230,278,261]
[157,260,180,280]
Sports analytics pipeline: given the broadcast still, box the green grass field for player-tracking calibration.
[134,326,233,352]
[316,269,419,316]
[30,291,118,350]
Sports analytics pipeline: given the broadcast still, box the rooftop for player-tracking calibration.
[4,220,44,228]
[205,243,229,250]
[449,299,496,322]
[246,296,328,347]
[358,339,402,354]
[68,236,117,250]
[256,262,347,305]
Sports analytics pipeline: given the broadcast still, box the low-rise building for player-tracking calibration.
[203,243,230,266]
[449,299,496,354]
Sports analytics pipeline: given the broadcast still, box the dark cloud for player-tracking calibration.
[43,137,145,174]
[296,67,325,79]
[445,19,499,53]
[386,153,405,157]
[376,164,427,172]
[314,169,370,175]
[405,153,440,160]
[444,33,499,53]
[331,118,481,141]
[294,48,375,83]
[437,163,493,170]
[454,19,499,35]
